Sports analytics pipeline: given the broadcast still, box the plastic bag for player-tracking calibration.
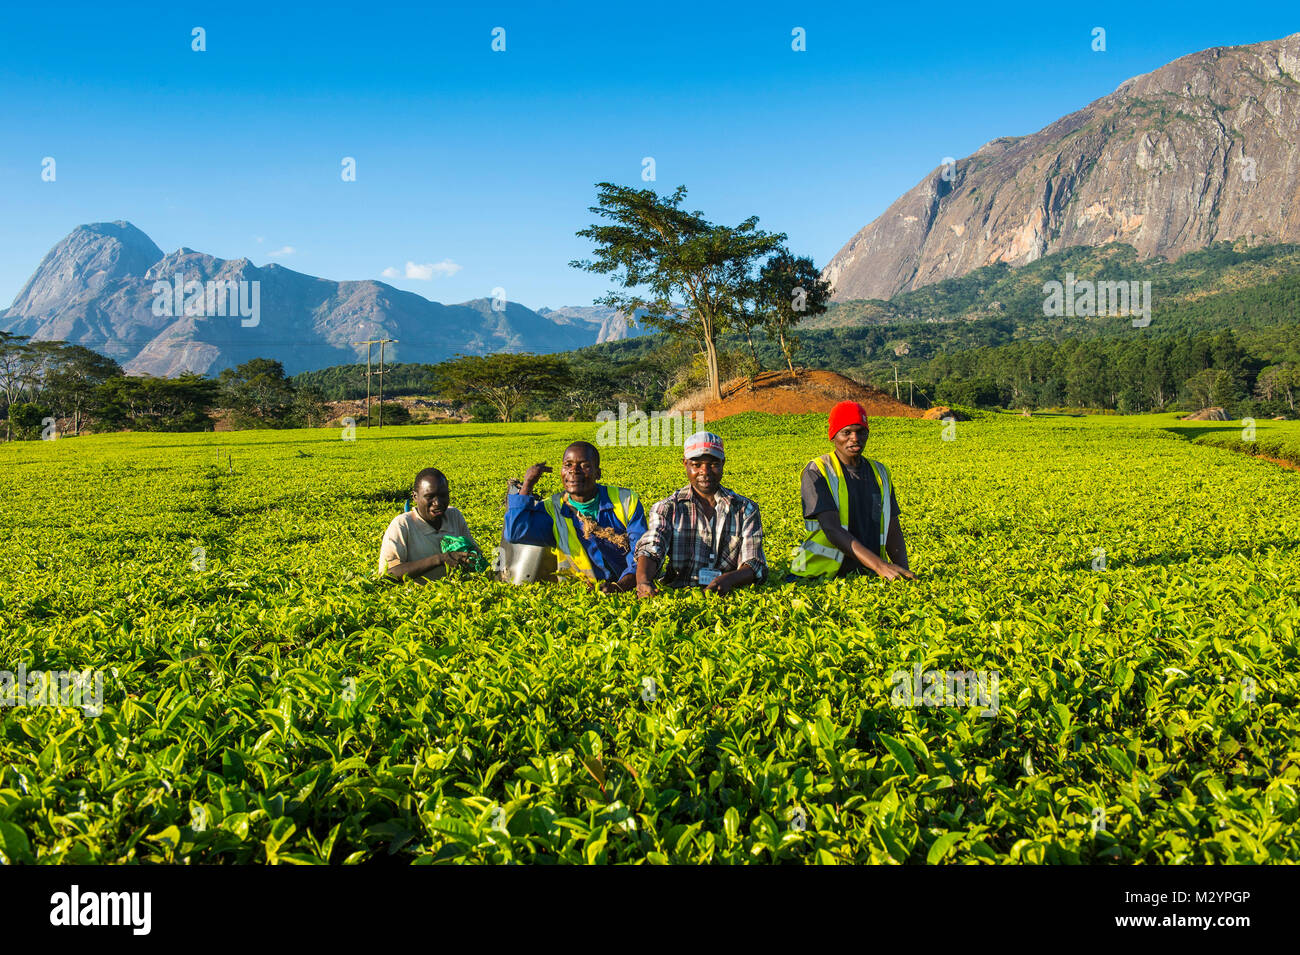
[441,535,487,573]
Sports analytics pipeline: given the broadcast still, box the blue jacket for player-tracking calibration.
[504,484,647,582]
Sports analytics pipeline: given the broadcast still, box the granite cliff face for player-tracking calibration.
[1,223,642,375]
[535,305,650,344]
[824,33,1300,301]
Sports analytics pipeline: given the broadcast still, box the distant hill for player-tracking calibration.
[0,221,644,377]
[535,305,652,344]
[824,32,1300,301]
[812,240,1300,330]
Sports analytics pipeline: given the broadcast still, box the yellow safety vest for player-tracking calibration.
[789,453,891,579]
[542,485,639,581]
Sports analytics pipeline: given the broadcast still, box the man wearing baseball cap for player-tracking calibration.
[634,430,767,597]
[789,401,914,582]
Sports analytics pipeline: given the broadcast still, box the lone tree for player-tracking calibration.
[571,183,784,402]
[755,249,832,377]
[434,353,570,422]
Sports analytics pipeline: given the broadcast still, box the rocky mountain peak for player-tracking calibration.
[823,32,1300,301]
[7,220,164,318]
[2,224,648,376]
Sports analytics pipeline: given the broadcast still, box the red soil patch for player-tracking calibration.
[1258,454,1300,473]
[671,369,923,421]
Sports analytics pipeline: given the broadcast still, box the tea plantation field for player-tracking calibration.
[2,413,1298,864]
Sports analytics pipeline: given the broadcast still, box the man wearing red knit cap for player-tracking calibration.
[788,401,914,582]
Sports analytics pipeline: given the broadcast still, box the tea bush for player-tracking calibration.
[1,414,1297,863]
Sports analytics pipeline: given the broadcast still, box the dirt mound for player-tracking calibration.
[1182,407,1230,421]
[670,369,923,421]
[921,405,969,421]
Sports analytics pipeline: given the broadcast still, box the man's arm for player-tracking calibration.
[813,512,913,581]
[504,489,559,547]
[380,521,468,583]
[385,550,469,582]
[885,511,909,572]
[633,499,672,598]
[634,553,661,598]
[450,508,485,558]
[705,563,755,596]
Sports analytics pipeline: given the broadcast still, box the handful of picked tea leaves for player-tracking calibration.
[441,535,487,573]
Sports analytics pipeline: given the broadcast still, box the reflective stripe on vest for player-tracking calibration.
[610,486,638,530]
[542,486,637,581]
[789,454,892,579]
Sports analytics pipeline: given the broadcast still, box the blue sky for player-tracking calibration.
[0,2,1295,311]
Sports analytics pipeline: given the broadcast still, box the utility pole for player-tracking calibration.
[892,364,917,406]
[351,338,398,428]
[363,343,372,426]
[377,339,388,427]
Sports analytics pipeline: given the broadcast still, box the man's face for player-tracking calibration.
[833,423,868,459]
[685,455,723,497]
[561,446,600,499]
[413,477,450,524]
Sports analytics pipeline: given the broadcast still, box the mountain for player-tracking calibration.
[535,305,651,344]
[823,33,1300,302]
[0,222,641,376]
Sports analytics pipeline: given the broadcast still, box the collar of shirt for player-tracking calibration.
[671,485,733,507]
[410,508,446,533]
[838,454,874,482]
[560,485,611,517]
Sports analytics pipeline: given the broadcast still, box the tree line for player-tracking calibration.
[920,327,1300,416]
[0,335,336,438]
[8,321,1298,440]
[7,186,1299,437]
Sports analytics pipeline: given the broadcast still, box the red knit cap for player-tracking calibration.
[828,401,869,440]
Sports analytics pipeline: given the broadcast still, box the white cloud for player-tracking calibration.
[384,259,462,280]
[381,266,401,278]
[267,245,295,257]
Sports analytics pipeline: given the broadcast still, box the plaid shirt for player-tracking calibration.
[635,485,768,586]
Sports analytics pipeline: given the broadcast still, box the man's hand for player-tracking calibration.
[874,562,916,581]
[635,580,657,599]
[521,462,552,495]
[440,551,472,570]
[704,572,738,596]
[597,574,636,595]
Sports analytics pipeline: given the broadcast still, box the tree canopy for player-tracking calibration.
[755,249,832,376]
[572,182,785,401]
[434,353,570,422]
